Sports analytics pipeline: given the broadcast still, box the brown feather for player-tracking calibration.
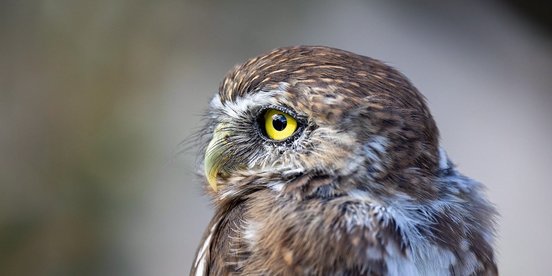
[191,46,498,275]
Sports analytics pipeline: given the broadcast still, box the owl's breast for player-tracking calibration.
[230,187,437,275]
[229,181,494,276]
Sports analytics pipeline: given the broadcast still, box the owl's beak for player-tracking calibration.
[204,124,230,192]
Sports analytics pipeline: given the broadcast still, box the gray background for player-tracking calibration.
[1,1,551,275]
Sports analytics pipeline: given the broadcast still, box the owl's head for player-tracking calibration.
[202,46,440,202]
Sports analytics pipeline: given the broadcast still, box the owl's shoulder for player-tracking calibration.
[191,201,251,276]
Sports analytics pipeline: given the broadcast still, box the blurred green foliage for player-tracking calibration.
[0,1,170,275]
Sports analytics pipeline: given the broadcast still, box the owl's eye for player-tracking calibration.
[262,109,298,141]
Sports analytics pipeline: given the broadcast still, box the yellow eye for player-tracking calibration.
[263,109,298,141]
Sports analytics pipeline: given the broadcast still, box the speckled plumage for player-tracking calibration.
[191,46,498,276]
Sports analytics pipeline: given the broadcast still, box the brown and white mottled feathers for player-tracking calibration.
[191,46,498,276]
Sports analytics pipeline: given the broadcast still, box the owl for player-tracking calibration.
[190,46,497,275]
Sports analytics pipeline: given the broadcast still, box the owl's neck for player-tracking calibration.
[208,148,496,275]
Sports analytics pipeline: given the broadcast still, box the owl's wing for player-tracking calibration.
[190,216,219,276]
[190,202,250,276]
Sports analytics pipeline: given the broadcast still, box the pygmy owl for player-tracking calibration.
[191,46,497,275]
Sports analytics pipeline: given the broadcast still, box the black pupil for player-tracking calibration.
[272,114,287,131]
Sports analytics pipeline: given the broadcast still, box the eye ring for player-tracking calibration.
[256,107,302,142]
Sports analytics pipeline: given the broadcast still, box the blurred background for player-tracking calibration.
[1,0,551,275]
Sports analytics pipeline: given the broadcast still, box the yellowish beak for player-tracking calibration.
[204,124,229,192]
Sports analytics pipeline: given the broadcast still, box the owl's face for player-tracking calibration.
[202,46,440,201]
[204,86,354,193]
